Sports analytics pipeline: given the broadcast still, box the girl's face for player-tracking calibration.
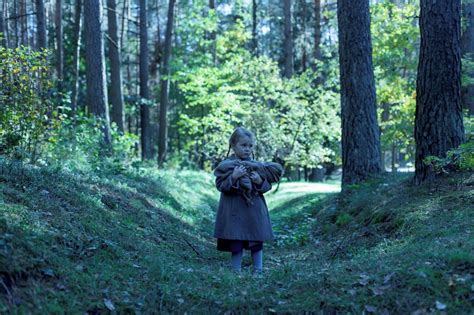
[232,136,254,160]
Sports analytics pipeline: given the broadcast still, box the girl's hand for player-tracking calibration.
[250,171,263,185]
[232,165,247,180]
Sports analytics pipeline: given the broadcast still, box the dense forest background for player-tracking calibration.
[0,0,472,182]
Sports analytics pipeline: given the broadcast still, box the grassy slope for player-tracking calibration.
[1,158,473,314]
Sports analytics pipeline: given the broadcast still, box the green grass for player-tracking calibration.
[1,157,473,313]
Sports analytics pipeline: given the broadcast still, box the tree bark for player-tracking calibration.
[462,2,474,116]
[313,0,321,61]
[283,0,293,78]
[56,0,63,88]
[71,0,82,122]
[20,0,26,46]
[252,0,257,55]
[140,0,152,159]
[158,0,175,166]
[337,0,382,186]
[414,0,465,184]
[84,0,112,148]
[0,2,5,47]
[107,0,125,133]
[35,0,47,49]
[1,0,9,47]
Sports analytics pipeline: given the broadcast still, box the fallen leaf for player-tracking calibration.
[177,298,184,304]
[104,299,115,311]
[435,301,447,310]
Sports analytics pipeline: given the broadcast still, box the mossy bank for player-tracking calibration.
[1,158,473,313]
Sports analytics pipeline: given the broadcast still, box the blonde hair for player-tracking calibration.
[226,127,256,158]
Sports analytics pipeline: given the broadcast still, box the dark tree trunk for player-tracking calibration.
[71,0,82,122]
[283,0,293,78]
[107,0,125,133]
[13,0,17,47]
[140,0,152,159]
[158,0,175,166]
[414,0,465,184]
[150,0,161,83]
[314,0,321,61]
[0,2,5,48]
[35,0,47,49]
[20,0,26,46]
[1,0,9,47]
[56,0,63,88]
[337,0,382,186]
[84,0,112,147]
[462,2,474,116]
[300,0,307,72]
[252,0,257,55]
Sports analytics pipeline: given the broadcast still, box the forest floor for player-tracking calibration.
[0,157,473,314]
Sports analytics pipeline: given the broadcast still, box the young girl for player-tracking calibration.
[213,127,283,273]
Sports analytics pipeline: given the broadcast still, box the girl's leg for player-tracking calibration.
[251,249,263,272]
[231,250,243,272]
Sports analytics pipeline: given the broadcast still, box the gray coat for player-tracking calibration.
[213,157,283,241]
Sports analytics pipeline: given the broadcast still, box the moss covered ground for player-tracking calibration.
[1,158,473,313]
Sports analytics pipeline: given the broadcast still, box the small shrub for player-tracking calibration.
[0,46,59,161]
[424,140,474,174]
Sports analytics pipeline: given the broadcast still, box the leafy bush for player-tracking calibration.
[42,114,139,173]
[0,46,59,161]
[424,140,474,174]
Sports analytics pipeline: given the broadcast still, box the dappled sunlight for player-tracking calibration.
[266,182,340,211]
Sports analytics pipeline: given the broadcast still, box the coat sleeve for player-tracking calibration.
[254,178,272,194]
[216,173,241,192]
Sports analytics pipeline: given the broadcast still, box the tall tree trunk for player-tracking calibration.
[2,0,9,47]
[140,0,152,159]
[84,0,112,148]
[150,0,161,84]
[20,0,27,46]
[0,2,5,48]
[414,0,465,184]
[301,0,307,72]
[158,0,175,166]
[56,0,63,89]
[314,0,321,61]
[252,0,257,55]
[71,0,82,122]
[107,0,125,133]
[35,0,47,49]
[462,2,474,116]
[337,0,382,186]
[120,0,128,49]
[13,0,18,47]
[283,0,293,78]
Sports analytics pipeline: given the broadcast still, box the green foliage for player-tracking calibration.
[371,2,419,162]
[424,140,474,174]
[0,46,59,161]
[174,49,340,169]
[42,114,139,173]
